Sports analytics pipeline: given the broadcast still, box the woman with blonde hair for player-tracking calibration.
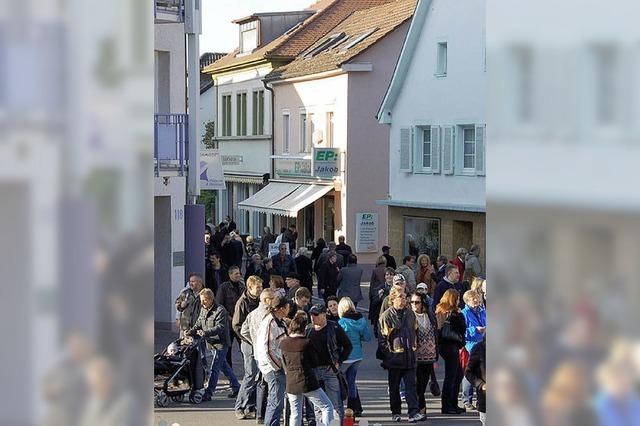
[337,297,372,416]
[416,254,436,298]
[435,289,466,414]
[470,277,486,305]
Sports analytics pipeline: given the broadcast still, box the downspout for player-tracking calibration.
[263,79,275,180]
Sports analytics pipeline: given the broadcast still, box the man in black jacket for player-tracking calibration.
[335,235,352,258]
[307,304,352,423]
[232,276,263,419]
[206,252,229,295]
[259,226,276,256]
[216,266,245,369]
[381,246,397,269]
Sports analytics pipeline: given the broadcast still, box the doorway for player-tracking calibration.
[323,196,335,242]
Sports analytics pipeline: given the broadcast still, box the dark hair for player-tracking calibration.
[289,311,308,334]
[187,272,203,280]
[316,238,326,249]
[437,255,448,264]
[348,254,357,264]
[270,275,285,289]
[409,291,429,312]
[403,256,413,264]
[445,264,458,276]
[384,267,396,276]
[228,265,240,274]
[205,225,212,234]
[280,227,287,233]
[269,296,289,313]
[289,224,296,229]
[295,287,311,300]
[326,296,338,304]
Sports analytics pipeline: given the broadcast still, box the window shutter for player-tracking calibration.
[475,124,485,176]
[442,126,454,175]
[431,126,440,174]
[413,126,422,170]
[399,127,413,172]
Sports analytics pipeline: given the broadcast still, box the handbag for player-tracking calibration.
[439,313,464,347]
[459,347,470,371]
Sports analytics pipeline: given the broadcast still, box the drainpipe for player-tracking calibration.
[263,79,275,180]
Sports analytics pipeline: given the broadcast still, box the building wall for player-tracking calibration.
[388,206,486,268]
[154,22,186,114]
[389,0,486,208]
[154,175,186,324]
[345,21,410,266]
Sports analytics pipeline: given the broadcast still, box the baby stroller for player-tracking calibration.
[154,336,205,407]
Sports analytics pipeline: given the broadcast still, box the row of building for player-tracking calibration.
[153,0,486,323]
[199,0,486,269]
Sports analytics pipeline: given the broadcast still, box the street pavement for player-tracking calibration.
[155,283,481,426]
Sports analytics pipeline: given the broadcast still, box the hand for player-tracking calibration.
[196,330,205,337]
[476,326,486,333]
[378,289,384,298]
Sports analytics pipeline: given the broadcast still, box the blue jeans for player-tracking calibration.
[313,366,343,421]
[235,341,259,412]
[264,370,286,426]
[339,360,361,399]
[204,348,240,396]
[462,376,474,405]
[288,389,334,426]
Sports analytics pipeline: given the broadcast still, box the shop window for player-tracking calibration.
[403,216,440,263]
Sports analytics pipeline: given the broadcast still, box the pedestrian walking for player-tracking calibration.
[295,248,314,292]
[396,256,417,293]
[378,287,424,422]
[337,297,371,417]
[317,251,340,301]
[434,255,448,283]
[450,248,466,280]
[311,238,327,274]
[216,266,245,370]
[272,243,297,277]
[435,289,466,414]
[337,254,364,307]
[260,226,277,257]
[206,252,229,295]
[381,245,397,270]
[370,256,387,290]
[410,292,438,416]
[281,312,335,426]
[460,290,487,411]
[415,254,436,298]
[255,296,290,426]
[175,273,204,337]
[186,288,240,401]
[232,276,263,419]
[434,264,465,308]
[369,267,394,337]
[307,303,353,422]
[325,296,340,323]
[465,245,483,277]
[379,274,409,318]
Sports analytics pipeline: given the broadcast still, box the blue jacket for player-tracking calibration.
[338,312,372,361]
[461,304,486,353]
[271,253,297,277]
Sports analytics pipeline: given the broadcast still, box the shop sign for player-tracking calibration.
[312,148,340,179]
[200,149,226,190]
[355,212,378,253]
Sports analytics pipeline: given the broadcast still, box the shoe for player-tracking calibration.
[307,420,316,426]
[244,411,256,419]
[455,406,466,413]
[227,388,239,398]
[392,414,402,422]
[202,393,212,402]
[256,420,264,425]
[235,410,246,420]
[408,413,427,423]
[464,403,476,411]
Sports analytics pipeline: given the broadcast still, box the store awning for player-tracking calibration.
[238,182,333,217]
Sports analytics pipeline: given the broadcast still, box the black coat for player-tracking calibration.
[260,233,276,255]
[231,291,260,342]
[281,336,320,394]
[229,239,245,268]
[383,253,397,269]
[295,255,313,290]
[317,261,339,296]
[205,263,229,295]
[465,340,486,413]
[244,262,263,282]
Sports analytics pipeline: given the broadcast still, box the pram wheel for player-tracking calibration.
[171,395,185,403]
[155,391,169,408]
[189,391,203,404]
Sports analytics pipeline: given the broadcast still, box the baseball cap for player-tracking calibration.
[416,282,428,291]
[393,274,406,284]
[309,303,326,316]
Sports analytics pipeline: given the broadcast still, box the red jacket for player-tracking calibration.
[450,256,465,278]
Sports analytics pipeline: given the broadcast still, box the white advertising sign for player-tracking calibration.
[355,212,378,253]
[200,149,226,190]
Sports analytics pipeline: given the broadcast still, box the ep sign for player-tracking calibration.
[312,147,340,179]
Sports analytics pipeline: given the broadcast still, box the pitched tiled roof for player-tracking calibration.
[202,0,396,74]
[266,0,417,82]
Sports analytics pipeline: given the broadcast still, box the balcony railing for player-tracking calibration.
[154,113,188,176]
[154,0,185,23]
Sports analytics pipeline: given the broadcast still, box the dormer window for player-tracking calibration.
[240,20,258,53]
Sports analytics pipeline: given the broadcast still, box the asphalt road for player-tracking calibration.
[155,283,481,426]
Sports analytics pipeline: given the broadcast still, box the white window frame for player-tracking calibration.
[282,110,290,154]
[461,125,476,174]
[308,113,315,149]
[413,126,433,173]
[436,41,448,77]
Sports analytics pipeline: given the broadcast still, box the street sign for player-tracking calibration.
[200,149,226,190]
[312,147,340,179]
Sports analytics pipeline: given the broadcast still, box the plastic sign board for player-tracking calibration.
[355,212,378,253]
[312,147,340,179]
[200,149,226,190]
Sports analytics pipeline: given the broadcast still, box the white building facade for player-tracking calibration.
[378,0,486,264]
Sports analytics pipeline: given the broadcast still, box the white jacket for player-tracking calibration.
[241,302,270,345]
[255,314,287,375]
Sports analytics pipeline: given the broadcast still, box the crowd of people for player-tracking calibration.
[174,217,488,425]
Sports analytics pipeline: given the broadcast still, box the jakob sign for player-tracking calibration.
[355,212,378,253]
[312,148,340,179]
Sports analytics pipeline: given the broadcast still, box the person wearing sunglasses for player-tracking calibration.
[410,292,438,417]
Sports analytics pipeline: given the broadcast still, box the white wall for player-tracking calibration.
[389,0,486,208]
[154,22,186,114]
